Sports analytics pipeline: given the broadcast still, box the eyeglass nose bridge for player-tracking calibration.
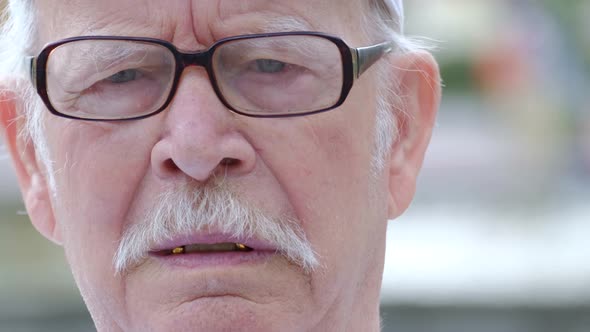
[167,48,234,115]
[175,50,213,73]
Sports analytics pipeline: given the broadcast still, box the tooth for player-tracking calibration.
[172,247,184,255]
[235,243,253,252]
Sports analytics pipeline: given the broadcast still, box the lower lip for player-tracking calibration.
[150,250,276,269]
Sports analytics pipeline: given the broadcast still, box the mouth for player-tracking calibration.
[152,242,254,256]
[146,234,277,269]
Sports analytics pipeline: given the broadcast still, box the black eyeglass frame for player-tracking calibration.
[29,31,394,121]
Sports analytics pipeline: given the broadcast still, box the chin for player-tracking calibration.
[128,296,300,332]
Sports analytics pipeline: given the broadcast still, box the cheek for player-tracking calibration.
[49,122,151,228]
[279,94,378,226]
[259,100,386,308]
[45,119,156,313]
[299,119,376,250]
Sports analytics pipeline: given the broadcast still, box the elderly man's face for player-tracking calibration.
[1,0,439,331]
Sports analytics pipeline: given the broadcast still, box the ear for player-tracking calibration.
[0,89,62,245]
[386,51,441,219]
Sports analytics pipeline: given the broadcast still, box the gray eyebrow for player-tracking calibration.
[259,16,314,33]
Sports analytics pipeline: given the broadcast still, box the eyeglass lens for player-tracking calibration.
[44,35,344,120]
[46,40,175,120]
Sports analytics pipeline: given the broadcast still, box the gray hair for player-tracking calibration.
[0,0,427,191]
[0,0,55,190]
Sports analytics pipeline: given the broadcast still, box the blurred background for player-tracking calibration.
[1,0,589,331]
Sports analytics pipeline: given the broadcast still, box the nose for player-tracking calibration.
[151,68,256,183]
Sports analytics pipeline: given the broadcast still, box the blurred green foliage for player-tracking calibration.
[439,60,476,94]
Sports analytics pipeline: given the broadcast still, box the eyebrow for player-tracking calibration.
[257,16,315,33]
[62,13,316,47]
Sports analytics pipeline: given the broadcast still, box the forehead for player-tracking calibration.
[35,0,366,47]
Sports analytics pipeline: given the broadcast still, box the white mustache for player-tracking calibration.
[113,180,318,275]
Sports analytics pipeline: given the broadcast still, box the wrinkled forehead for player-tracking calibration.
[35,0,371,46]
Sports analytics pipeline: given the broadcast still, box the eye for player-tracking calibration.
[106,69,141,83]
[254,59,287,73]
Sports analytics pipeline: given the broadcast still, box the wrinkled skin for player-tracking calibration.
[0,0,440,331]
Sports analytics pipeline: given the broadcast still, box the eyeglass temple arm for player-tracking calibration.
[352,41,395,79]
[26,56,37,88]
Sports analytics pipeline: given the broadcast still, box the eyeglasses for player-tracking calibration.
[29,32,394,121]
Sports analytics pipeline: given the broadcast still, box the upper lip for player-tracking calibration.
[149,232,278,253]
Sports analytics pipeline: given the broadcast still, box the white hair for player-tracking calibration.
[364,0,434,174]
[0,0,428,191]
[0,0,56,191]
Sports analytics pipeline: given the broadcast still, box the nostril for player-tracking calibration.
[220,157,240,167]
[162,159,179,173]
